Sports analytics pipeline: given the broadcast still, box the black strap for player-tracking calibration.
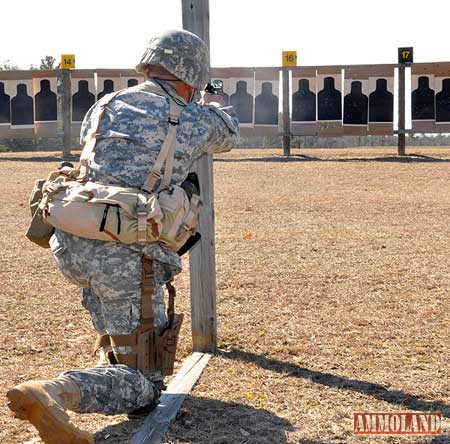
[177,232,201,256]
[116,206,121,234]
[165,281,176,328]
[99,204,110,232]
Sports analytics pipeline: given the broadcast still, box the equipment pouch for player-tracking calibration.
[158,185,200,251]
[25,178,54,248]
[43,181,164,244]
[156,313,184,376]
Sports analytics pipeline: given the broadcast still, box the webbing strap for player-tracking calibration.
[78,81,184,187]
[141,97,183,193]
[78,89,125,181]
[159,115,178,190]
[129,81,184,193]
[93,258,181,378]
[141,257,155,330]
[136,192,150,243]
[138,256,156,376]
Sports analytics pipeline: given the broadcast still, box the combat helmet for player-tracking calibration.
[136,29,210,90]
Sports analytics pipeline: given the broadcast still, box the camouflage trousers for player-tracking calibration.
[49,230,180,414]
[61,365,160,414]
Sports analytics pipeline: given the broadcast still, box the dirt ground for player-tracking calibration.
[1,147,450,444]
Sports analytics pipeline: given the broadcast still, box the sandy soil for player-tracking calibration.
[1,147,450,443]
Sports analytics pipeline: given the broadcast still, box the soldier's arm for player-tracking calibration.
[79,101,101,145]
[200,102,239,155]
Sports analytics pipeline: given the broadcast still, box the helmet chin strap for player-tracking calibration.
[188,88,196,103]
[149,76,196,103]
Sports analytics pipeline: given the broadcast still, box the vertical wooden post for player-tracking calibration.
[397,63,406,156]
[282,67,291,156]
[57,69,72,158]
[181,0,217,354]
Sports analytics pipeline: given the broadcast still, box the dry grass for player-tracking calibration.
[1,147,450,443]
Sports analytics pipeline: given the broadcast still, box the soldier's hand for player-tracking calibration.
[198,90,217,106]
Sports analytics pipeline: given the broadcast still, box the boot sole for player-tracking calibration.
[7,385,93,444]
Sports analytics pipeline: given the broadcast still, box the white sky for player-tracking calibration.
[2,0,450,70]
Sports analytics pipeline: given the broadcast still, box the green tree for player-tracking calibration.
[0,60,19,70]
[39,55,56,70]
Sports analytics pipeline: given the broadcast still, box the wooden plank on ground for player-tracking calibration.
[130,352,211,444]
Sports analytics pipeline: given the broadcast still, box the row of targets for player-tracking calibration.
[72,70,144,123]
[0,71,58,138]
[211,66,395,136]
[2,64,450,139]
[411,63,450,132]
[210,68,280,136]
[291,65,395,136]
[0,70,144,138]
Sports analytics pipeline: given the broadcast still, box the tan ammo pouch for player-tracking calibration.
[35,83,200,252]
[25,168,78,248]
[42,180,199,249]
[43,180,164,244]
[95,257,183,377]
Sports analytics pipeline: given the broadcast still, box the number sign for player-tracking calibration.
[398,47,413,64]
[282,51,297,67]
[61,54,76,70]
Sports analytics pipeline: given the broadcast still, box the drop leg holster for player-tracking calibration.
[94,257,183,377]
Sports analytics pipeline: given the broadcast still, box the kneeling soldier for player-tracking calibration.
[7,29,238,444]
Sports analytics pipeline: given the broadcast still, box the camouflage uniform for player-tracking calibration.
[50,78,238,414]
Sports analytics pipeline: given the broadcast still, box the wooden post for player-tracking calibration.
[282,67,291,156]
[57,69,72,157]
[181,0,217,354]
[398,62,406,156]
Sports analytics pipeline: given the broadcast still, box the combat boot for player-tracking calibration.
[7,376,93,444]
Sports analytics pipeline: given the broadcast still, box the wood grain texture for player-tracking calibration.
[291,66,317,78]
[398,64,406,156]
[130,352,211,444]
[56,69,72,157]
[182,0,217,354]
[282,68,291,156]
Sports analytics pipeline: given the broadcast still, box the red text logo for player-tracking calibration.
[353,412,442,435]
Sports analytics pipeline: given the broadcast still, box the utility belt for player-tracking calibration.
[94,257,183,377]
[25,81,200,252]
[30,171,199,252]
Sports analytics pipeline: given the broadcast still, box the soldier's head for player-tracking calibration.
[136,29,210,102]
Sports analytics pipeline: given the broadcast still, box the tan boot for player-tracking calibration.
[7,376,93,444]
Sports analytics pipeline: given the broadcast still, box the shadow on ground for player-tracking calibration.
[215,153,450,164]
[2,153,449,164]
[221,348,450,419]
[423,434,450,444]
[94,396,294,444]
[0,155,79,163]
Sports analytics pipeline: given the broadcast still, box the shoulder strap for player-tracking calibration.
[78,89,125,181]
[78,81,184,193]
[137,83,184,192]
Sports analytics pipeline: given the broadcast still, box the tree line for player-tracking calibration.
[0,56,57,71]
